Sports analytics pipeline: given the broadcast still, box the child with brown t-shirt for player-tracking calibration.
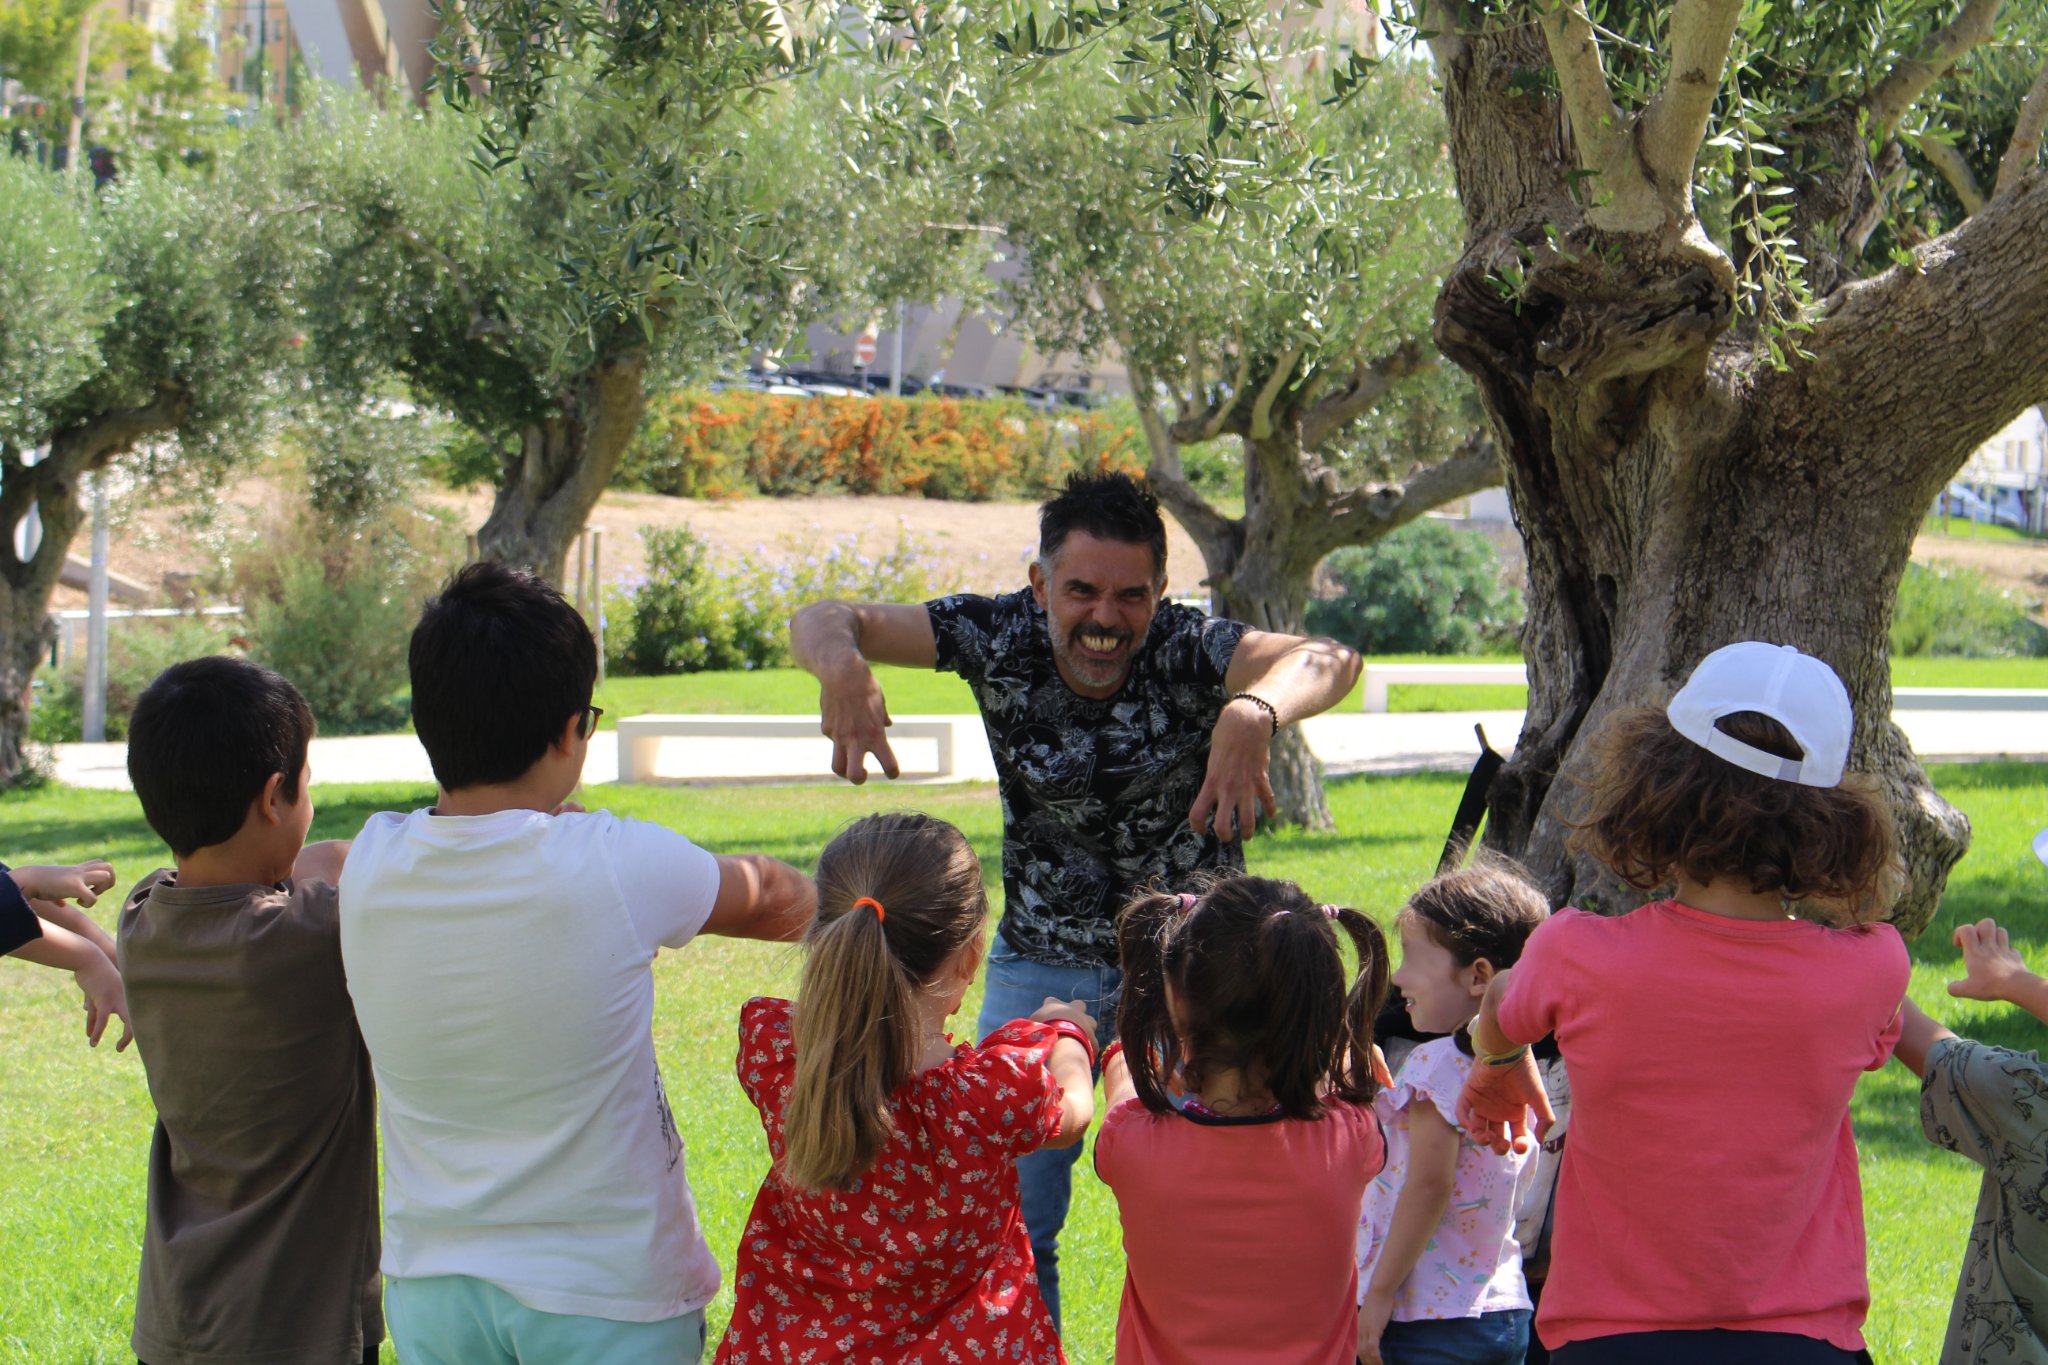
[119,656,381,1365]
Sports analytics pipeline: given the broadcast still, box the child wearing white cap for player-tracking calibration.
[1454,642,1910,1365]
[1893,904,2048,1365]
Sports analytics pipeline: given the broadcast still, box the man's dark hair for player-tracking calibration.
[409,561,598,791]
[128,657,315,857]
[1038,471,1168,579]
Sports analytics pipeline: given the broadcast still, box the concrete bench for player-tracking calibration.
[1361,662,1527,712]
[614,714,957,783]
[1892,687,2048,711]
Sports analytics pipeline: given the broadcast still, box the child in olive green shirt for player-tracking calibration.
[1896,917,2048,1365]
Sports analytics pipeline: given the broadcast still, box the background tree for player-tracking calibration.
[979,0,2048,929]
[297,50,982,581]
[970,44,1499,826]
[0,139,312,783]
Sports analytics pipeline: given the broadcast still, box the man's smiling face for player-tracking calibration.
[1028,530,1165,698]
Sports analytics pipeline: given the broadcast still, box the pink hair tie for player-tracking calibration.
[1319,904,1340,920]
[1177,892,1198,912]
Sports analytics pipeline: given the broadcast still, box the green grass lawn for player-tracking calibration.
[3,766,2045,1362]
[593,655,2048,723]
[1919,518,2048,545]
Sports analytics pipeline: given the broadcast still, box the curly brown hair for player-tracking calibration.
[1568,707,1901,923]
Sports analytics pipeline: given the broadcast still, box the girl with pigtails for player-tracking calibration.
[714,812,1097,1365]
[1096,874,1394,1365]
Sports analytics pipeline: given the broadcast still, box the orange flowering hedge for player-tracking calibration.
[617,389,1146,500]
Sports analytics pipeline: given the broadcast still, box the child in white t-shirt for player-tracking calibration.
[1358,865,1549,1365]
[339,562,816,1365]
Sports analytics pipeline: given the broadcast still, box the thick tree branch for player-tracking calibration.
[1128,362,1239,570]
[1538,0,1630,174]
[1419,0,1474,70]
[1914,131,1989,214]
[1300,338,1438,451]
[1997,61,2048,196]
[1865,0,2004,137]
[1319,428,1502,554]
[1636,0,1746,203]
[44,385,194,486]
[1247,347,1303,442]
[1799,170,2048,487]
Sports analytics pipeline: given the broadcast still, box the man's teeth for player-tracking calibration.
[1080,633,1123,651]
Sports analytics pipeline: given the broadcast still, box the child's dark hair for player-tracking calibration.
[1401,862,1549,970]
[127,657,315,857]
[1038,471,1168,580]
[1117,874,1388,1118]
[784,812,989,1191]
[1570,707,1900,922]
[408,561,598,791]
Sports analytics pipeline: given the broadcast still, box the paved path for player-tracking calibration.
[48,707,2048,793]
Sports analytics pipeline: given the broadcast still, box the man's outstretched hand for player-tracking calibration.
[819,664,900,784]
[1188,703,1276,842]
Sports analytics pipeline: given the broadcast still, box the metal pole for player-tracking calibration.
[891,302,906,397]
[81,475,110,743]
[591,529,605,686]
[574,528,588,614]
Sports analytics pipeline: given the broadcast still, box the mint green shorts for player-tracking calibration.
[385,1275,706,1364]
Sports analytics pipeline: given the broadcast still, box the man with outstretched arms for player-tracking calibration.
[790,472,1362,1324]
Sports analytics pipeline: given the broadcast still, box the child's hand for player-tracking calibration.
[1950,919,2036,1004]
[11,860,115,907]
[75,952,133,1052]
[1369,1043,1394,1089]
[1356,1293,1392,1365]
[1031,997,1098,1043]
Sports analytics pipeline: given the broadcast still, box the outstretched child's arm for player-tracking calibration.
[1357,1102,1460,1365]
[1892,1000,1956,1079]
[25,896,116,960]
[1949,919,2048,1027]
[701,855,818,943]
[1031,997,1097,1150]
[292,840,351,887]
[1456,968,1554,1156]
[10,920,132,1050]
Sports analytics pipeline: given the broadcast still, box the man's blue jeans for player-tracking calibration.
[975,936,1121,1329]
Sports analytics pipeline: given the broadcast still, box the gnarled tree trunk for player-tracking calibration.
[1134,365,1502,831]
[1427,13,2048,934]
[476,351,647,581]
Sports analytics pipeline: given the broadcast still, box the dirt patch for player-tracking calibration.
[419,488,1213,598]
[72,476,2019,619]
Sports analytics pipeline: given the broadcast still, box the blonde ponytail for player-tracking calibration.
[779,812,989,1191]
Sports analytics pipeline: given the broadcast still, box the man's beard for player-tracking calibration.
[1051,621,1135,690]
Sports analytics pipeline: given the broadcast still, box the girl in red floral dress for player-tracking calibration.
[715,812,1098,1365]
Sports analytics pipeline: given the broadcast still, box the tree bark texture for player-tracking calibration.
[1429,18,2048,934]
[1140,376,1502,832]
[0,386,192,785]
[476,352,648,581]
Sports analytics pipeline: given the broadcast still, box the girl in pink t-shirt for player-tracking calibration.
[1457,643,1910,1365]
[1358,865,1551,1365]
[1095,873,1391,1365]
[715,812,1098,1365]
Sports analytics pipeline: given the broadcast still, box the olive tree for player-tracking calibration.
[974,49,1499,826]
[981,0,2048,929]
[0,144,309,783]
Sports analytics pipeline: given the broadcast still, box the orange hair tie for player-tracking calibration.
[852,896,886,923]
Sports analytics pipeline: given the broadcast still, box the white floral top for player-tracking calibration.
[1358,1036,1536,1320]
